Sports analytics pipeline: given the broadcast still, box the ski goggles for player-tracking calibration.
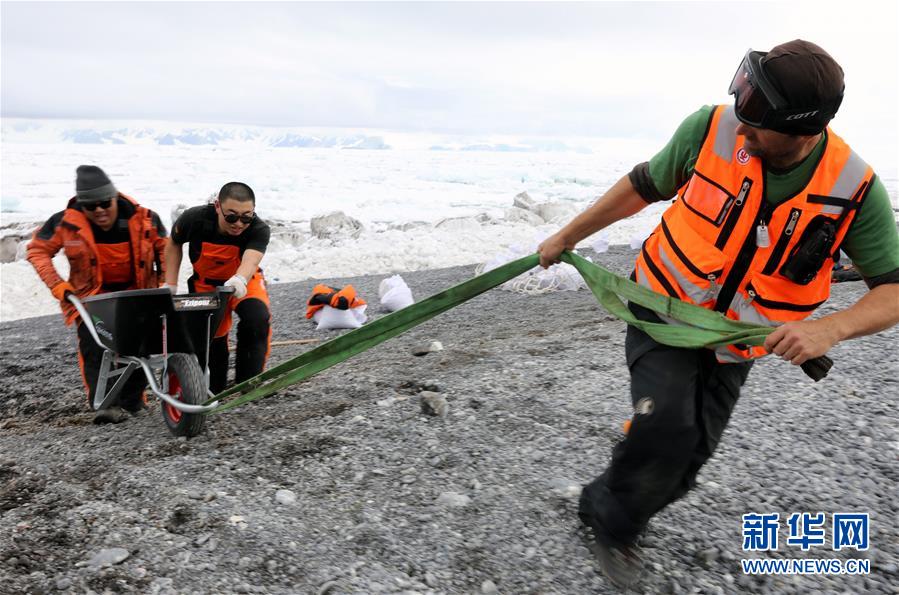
[222,211,255,225]
[728,50,789,129]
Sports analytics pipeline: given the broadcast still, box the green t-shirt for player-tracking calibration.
[647,105,899,279]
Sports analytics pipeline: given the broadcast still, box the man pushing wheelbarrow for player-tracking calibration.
[27,165,168,424]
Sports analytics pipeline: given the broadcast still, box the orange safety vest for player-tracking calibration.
[634,105,874,363]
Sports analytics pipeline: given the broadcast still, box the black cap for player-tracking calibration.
[762,40,845,135]
[75,165,117,203]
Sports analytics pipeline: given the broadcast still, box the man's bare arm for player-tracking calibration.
[235,249,264,281]
[538,175,651,268]
[163,240,183,286]
[765,282,899,365]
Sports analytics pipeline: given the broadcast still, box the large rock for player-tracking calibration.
[170,203,190,224]
[0,223,39,263]
[504,207,544,226]
[388,221,429,232]
[535,202,578,224]
[513,191,538,212]
[310,211,364,239]
[434,217,481,232]
[0,235,26,263]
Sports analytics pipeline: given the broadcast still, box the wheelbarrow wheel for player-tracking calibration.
[161,353,207,438]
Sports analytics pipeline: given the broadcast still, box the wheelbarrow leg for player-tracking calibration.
[92,350,140,411]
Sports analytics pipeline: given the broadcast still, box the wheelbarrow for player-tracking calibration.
[68,286,234,437]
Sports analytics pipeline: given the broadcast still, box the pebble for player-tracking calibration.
[275,489,297,505]
[696,548,719,568]
[481,579,498,593]
[420,392,448,417]
[411,341,444,356]
[194,533,212,546]
[548,478,581,498]
[55,578,72,590]
[437,492,470,507]
[85,547,130,569]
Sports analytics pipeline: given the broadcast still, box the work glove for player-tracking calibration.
[224,274,248,299]
[51,281,76,303]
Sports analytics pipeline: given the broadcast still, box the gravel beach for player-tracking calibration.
[1,245,897,595]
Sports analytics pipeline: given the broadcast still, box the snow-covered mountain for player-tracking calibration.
[3,119,393,150]
[0,118,594,153]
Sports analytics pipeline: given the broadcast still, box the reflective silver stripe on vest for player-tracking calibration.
[635,265,686,327]
[658,243,720,305]
[713,106,740,162]
[824,150,868,216]
[714,345,751,363]
[637,262,752,359]
[713,289,778,363]
[726,291,777,327]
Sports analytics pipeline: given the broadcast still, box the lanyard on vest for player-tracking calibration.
[206,251,831,413]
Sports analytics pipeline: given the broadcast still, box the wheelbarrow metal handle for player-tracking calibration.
[67,294,108,350]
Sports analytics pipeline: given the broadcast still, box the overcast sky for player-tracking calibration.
[2,1,897,154]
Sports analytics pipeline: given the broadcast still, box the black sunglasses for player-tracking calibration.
[223,212,255,224]
[83,200,113,211]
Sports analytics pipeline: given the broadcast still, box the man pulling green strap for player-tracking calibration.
[538,40,899,589]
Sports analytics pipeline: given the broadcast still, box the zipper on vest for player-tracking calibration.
[714,197,772,313]
[762,208,801,275]
[715,178,752,250]
[715,195,736,226]
[746,282,824,312]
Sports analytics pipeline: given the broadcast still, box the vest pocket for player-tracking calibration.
[656,215,727,305]
[96,242,133,285]
[196,242,241,281]
[778,215,838,285]
[681,171,736,226]
[742,270,829,323]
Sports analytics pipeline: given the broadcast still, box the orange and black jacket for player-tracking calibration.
[306,284,366,318]
[634,105,875,362]
[26,194,167,325]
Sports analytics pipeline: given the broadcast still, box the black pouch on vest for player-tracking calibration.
[779,215,837,285]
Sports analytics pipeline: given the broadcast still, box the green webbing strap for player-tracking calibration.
[206,251,821,414]
[206,254,542,413]
[560,252,770,348]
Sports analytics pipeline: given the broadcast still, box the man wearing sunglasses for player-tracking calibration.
[26,165,168,421]
[165,182,272,393]
[538,40,899,587]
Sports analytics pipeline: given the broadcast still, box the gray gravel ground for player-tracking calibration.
[1,245,897,595]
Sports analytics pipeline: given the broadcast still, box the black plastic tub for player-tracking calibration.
[81,287,232,360]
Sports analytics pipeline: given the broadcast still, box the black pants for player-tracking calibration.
[208,298,270,393]
[77,321,147,411]
[579,307,753,547]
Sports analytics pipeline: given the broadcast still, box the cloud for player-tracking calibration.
[1,0,896,153]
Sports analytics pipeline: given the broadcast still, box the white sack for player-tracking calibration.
[312,304,368,330]
[378,274,415,312]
